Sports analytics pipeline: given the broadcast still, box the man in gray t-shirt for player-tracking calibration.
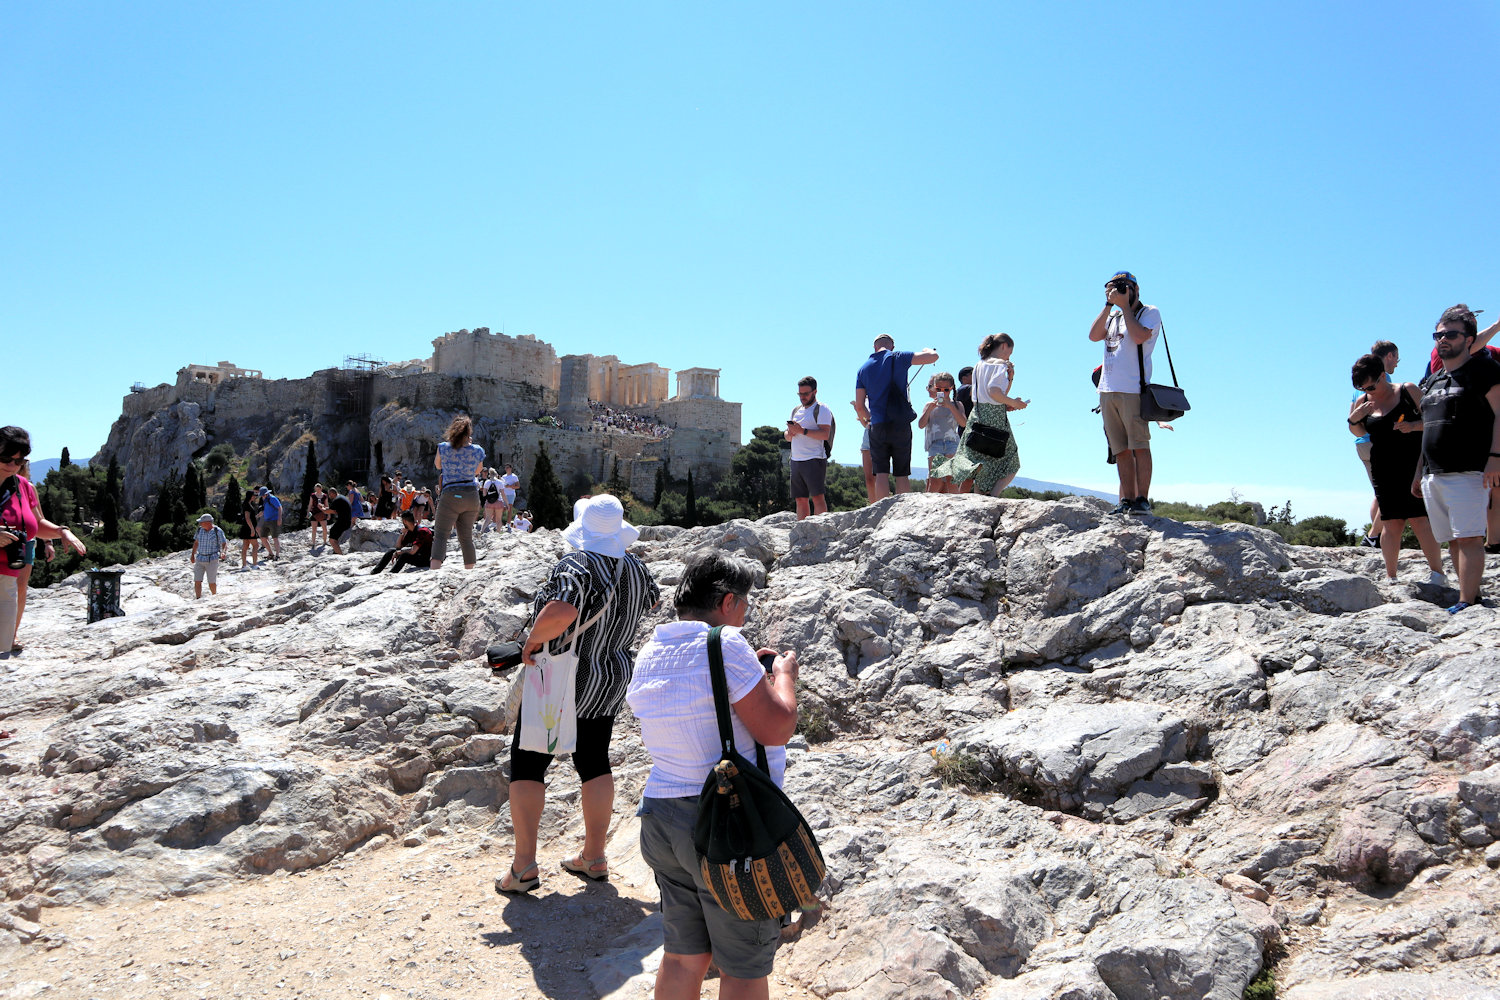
[1088,270,1163,516]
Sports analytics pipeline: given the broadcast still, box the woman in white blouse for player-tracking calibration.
[933,333,1028,495]
[627,553,801,1000]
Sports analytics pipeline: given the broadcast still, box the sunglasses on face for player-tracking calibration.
[0,453,27,464]
[1359,383,1382,393]
[1433,330,1467,341]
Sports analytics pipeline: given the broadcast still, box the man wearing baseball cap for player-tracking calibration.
[1088,271,1164,516]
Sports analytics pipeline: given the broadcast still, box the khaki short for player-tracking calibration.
[1101,391,1151,454]
[192,558,219,586]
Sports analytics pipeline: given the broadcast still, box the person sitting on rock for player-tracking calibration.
[509,510,533,533]
[370,511,433,574]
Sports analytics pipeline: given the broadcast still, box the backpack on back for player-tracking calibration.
[789,403,836,459]
[484,481,500,504]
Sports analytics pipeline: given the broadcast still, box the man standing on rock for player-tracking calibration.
[855,334,939,501]
[189,513,228,599]
[257,487,283,559]
[785,376,832,520]
[1089,271,1164,516]
[1412,303,1500,614]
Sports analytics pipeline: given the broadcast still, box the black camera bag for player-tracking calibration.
[965,420,1012,458]
[1138,324,1190,422]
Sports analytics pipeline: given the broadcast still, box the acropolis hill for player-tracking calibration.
[94,327,742,509]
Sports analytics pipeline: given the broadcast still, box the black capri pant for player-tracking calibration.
[509,715,616,784]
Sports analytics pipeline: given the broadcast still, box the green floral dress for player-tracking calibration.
[932,402,1020,494]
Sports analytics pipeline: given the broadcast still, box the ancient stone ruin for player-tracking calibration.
[94,326,742,508]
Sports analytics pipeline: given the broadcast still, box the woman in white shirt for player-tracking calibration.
[933,333,1028,495]
[627,553,801,1000]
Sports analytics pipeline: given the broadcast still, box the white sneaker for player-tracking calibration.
[1426,570,1449,587]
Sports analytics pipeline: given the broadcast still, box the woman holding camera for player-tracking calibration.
[0,426,85,663]
[933,334,1028,496]
[626,552,801,999]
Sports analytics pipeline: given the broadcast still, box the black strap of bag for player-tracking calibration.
[1136,319,1181,391]
[707,626,769,773]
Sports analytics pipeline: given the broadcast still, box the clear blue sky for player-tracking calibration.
[5,3,1498,527]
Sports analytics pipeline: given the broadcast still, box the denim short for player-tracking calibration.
[638,796,781,978]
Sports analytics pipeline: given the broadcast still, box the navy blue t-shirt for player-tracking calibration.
[856,349,916,425]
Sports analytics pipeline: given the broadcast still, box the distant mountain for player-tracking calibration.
[899,464,1115,502]
[27,458,61,480]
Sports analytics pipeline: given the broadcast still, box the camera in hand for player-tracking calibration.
[758,652,776,672]
[4,523,27,571]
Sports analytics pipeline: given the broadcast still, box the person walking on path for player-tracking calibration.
[430,415,485,570]
[307,485,329,548]
[497,494,660,894]
[854,334,939,500]
[1088,270,1163,516]
[785,376,832,519]
[481,469,505,533]
[1411,303,1500,613]
[258,487,283,559]
[326,489,353,555]
[189,513,228,599]
[627,552,801,1000]
[240,495,263,567]
[1347,353,1446,586]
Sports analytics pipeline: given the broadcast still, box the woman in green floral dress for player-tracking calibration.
[934,333,1029,495]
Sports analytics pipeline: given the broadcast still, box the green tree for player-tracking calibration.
[100,491,120,543]
[684,470,697,528]
[183,462,206,514]
[106,456,123,510]
[222,476,243,528]
[147,471,179,551]
[529,444,569,530]
[653,465,666,506]
[59,447,71,468]
[722,426,787,518]
[608,457,627,495]
[299,441,319,530]
[374,440,384,477]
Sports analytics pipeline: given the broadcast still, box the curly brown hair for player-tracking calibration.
[444,414,473,447]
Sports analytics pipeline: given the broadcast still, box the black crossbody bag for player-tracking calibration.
[1138,321,1190,421]
[693,626,825,921]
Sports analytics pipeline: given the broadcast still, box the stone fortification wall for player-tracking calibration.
[493,423,652,496]
[653,397,741,447]
[430,328,559,391]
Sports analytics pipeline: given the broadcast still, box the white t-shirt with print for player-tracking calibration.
[789,402,831,463]
[500,472,519,499]
[1099,304,1163,393]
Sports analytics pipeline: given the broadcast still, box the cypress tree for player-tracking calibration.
[106,456,122,509]
[183,462,205,514]
[101,492,120,543]
[684,470,697,528]
[529,444,569,530]
[59,447,71,468]
[653,466,665,507]
[147,473,178,551]
[299,441,319,529]
[222,476,243,528]
[374,440,384,476]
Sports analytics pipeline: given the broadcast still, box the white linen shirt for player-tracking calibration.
[971,358,1013,405]
[627,620,788,799]
[788,402,831,463]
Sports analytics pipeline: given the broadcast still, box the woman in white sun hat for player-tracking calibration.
[497,493,661,894]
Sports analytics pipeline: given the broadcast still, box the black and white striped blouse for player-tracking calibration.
[531,550,660,719]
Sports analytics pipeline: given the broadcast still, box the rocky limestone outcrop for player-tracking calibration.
[3,494,1500,999]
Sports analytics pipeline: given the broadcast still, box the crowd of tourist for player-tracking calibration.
[586,401,672,438]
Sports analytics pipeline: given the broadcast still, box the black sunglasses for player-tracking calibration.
[1433,330,1467,341]
[0,452,28,464]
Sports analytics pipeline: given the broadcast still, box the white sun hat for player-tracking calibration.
[561,494,639,558]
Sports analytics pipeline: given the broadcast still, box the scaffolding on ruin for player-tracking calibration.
[329,356,384,482]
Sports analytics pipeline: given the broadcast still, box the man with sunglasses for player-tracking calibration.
[1411,304,1500,614]
[785,376,832,520]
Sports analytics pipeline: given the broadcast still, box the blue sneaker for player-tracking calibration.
[1446,601,1471,615]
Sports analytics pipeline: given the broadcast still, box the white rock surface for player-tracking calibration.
[3,493,1499,997]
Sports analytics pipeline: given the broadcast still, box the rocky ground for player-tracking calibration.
[2,495,1500,1000]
